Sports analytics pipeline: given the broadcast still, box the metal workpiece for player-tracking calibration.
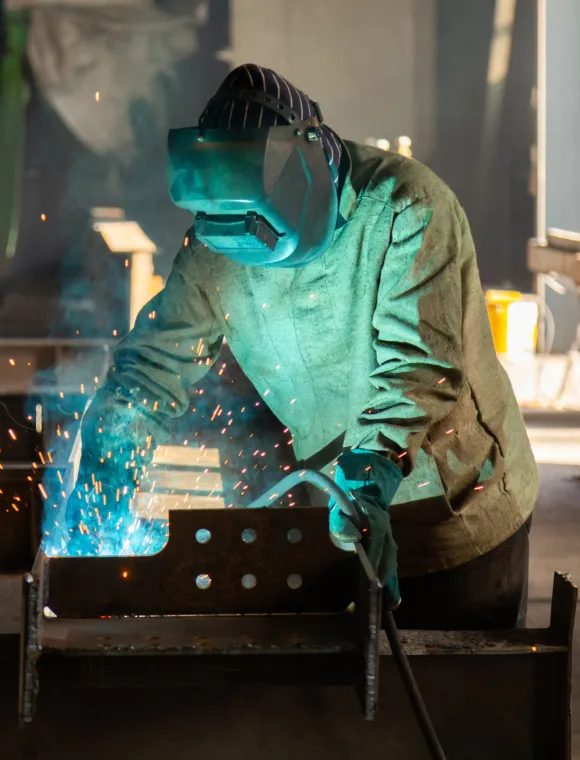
[19,505,382,723]
[14,489,577,757]
[43,507,364,617]
[18,573,41,726]
[12,570,577,759]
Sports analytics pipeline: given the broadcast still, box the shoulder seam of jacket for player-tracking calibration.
[360,189,450,215]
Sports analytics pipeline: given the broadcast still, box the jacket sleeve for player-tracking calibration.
[345,192,466,475]
[80,237,224,464]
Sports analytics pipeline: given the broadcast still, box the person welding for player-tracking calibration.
[65,64,538,630]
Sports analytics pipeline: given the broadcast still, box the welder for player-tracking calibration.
[65,64,538,630]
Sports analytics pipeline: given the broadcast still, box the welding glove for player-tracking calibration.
[329,449,403,609]
[65,394,156,556]
[65,456,145,556]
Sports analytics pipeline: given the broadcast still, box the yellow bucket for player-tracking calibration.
[485,290,538,356]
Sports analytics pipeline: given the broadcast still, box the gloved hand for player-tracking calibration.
[329,449,403,609]
[65,458,139,556]
[65,393,158,556]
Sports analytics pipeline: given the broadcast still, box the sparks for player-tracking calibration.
[38,483,48,499]
[437,377,447,385]
[95,91,101,102]
[8,429,16,440]
[417,481,430,488]
[40,214,47,221]
[8,358,15,366]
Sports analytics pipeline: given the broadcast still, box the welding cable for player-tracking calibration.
[247,469,447,760]
[245,468,360,520]
[383,610,447,760]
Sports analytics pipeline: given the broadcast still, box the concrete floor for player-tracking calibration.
[525,412,580,758]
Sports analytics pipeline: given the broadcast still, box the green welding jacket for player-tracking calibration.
[86,141,538,577]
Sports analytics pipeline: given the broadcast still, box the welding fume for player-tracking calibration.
[62,63,537,628]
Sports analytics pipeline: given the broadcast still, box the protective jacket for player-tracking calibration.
[83,141,538,576]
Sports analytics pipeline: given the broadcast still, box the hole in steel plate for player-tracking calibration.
[241,574,257,589]
[195,573,212,590]
[241,528,257,544]
[287,528,302,544]
[195,528,211,544]
[287,574,302,590]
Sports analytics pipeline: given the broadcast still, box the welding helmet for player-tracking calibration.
[166,89,338,267]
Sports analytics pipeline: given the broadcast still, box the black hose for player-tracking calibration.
[383,610,447,760]
[248,470,447,758]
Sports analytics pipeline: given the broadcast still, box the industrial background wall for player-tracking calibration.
[0,0,539,339]
[545,0,580,241]
[222,0,437,160]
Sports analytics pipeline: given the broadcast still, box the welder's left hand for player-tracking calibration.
[329,449,403,609]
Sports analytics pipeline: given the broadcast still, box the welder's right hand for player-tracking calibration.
[63,387,164,555]
[65,462,137,556]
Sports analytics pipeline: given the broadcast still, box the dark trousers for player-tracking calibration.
[393,519,532,631]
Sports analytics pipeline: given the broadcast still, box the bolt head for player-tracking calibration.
[306,127,322,142]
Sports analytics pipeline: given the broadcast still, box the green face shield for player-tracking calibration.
[166,96,338,267]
